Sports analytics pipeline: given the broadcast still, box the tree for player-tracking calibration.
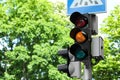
[0,0,74,79]
[93,5,120,80]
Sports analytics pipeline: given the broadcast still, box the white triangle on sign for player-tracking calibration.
[70,0,103,8]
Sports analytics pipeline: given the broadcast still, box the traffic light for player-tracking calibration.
[57,48,81,78]
[69,12,93,80]
[69,12,104,80]
[57,12,104,79]
[69,12,92,61]
[57,49,70,76]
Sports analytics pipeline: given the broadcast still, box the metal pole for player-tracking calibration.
[83,57,92,80]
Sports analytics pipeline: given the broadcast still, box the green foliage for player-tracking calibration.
[2,0,120,80]
[100,5,120,53]
[93,5,120,79]
[0,0,73,79]
[48,64,74,80]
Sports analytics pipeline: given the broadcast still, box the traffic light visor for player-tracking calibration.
[70,12,88,28]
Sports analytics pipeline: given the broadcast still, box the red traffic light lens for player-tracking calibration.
[70,12,88,28]
[75,19,87,28]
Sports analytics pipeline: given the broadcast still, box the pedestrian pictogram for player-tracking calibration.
[70,0,103,8]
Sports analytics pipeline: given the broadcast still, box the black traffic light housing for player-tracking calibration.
[57,48,81,78]
[57,48,70,77]
[57,11,103,79]
[69,12,92,61]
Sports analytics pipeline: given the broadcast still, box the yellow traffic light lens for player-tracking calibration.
[75,31,86,43]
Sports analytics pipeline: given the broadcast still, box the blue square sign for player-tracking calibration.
[67,0,106,15]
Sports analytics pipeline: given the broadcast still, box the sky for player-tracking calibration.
[97,0,120,27]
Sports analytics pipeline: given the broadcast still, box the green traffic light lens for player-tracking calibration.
[70,43,87,61]
[75,50,86,60]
